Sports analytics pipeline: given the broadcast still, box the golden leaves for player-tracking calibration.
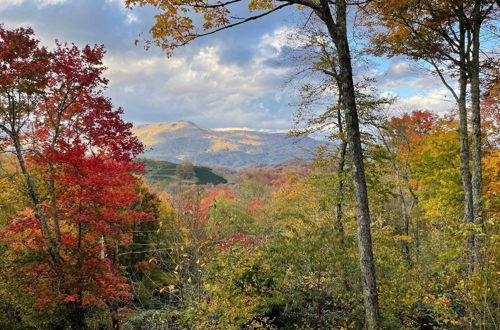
[248,0,274,12]
[393,235,413,242]
[159,284,176,293]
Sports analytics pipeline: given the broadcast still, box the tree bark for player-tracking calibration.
[336,138,347,232]
[456,23,477,268]
[335,83,347,235]
[430,16,476,269]
[11,135,62,264]
[316,0,380,327]
[470,0,483,228]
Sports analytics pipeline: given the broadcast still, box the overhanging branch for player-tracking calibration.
[182,3,294,45]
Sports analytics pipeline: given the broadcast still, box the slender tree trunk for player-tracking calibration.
[339,49,380,329]
[379,132,412,266]
[335,3,380,328]
[316,0,380,327]
[49,162,62,252]
[457,29,476,269]
[12,135,62,264]
[457,31,474,225]
[399,197,412,267]
[408,185,419,259]
[470,1,483,228]
[100,236,106,259]
[336,139,347,232]
[335,85,347,234]
[458,73,474,223]
[432,18,476,269]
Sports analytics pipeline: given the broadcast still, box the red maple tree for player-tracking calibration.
[0,25,151,311]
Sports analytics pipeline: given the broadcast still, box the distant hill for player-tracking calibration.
[140,158,227,191]
[133,121,322,168]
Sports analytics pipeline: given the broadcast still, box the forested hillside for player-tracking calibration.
[141,158,228,189]
[0,0,499,329]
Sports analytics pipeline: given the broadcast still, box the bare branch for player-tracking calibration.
[182,3,295,45]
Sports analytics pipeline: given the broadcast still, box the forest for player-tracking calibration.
[0,0,498,329]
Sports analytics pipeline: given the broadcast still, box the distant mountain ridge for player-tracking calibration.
[133,121,321,168]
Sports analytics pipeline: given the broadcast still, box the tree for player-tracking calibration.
[125,0,381,325]
[285,16,389,235]
[0,25,149,325]
[365,0,499,268]
[376,110,438,265]
[176,161,196,180]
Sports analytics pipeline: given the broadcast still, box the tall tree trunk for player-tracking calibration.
[378,132,412,266]
[316,0,380,327]
[11,135,62,264]
[335,84,347,235]
[458,67,477,269]
[457,24,476,269]
[431,18,476,269]
[470,0,483,228]
[457,24,474,224]
[49,162,62,252]
[335,21,380,330]
[399,190,411,266]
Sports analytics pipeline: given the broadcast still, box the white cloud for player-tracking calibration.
[386,61,413,77]
[0,0,24,9]
[213,127,289,133]
[126,13,138,24]
[257,26,304,62]
[379,60,458,114]
[0,0,67,9]
[380,91,397,99]
[381,76,443,90]
[103,32,294,128]
[37,0,66,5]
[396,88,454,113]
[260,26,294,52]
[106,0,139,24]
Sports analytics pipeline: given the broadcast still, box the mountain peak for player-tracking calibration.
[132,120,206,145]
[154,120,200,129]
[176,120,199,127]
[134,121,322,168]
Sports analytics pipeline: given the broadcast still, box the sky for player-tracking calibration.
[0,0,456,130]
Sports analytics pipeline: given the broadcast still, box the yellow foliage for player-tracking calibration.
[248,0,274,12]
[484,149,500,218]
[133,121,192,145]
[233,132,261,140]
[238,139,263,146]
[0,155,23,223]
[208,140,239,152]
[393,235,413,242]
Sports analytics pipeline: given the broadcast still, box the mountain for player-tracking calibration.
[133,121,322,168]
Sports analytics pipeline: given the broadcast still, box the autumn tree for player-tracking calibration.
[375,110,438,265]
[0,25,149,326]
[364,0,499,267]
[284,17,394,238]
[176,161,196,180]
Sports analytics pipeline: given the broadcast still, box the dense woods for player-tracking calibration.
[0,0,499,328]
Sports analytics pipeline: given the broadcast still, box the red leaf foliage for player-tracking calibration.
[0,25,151,309]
